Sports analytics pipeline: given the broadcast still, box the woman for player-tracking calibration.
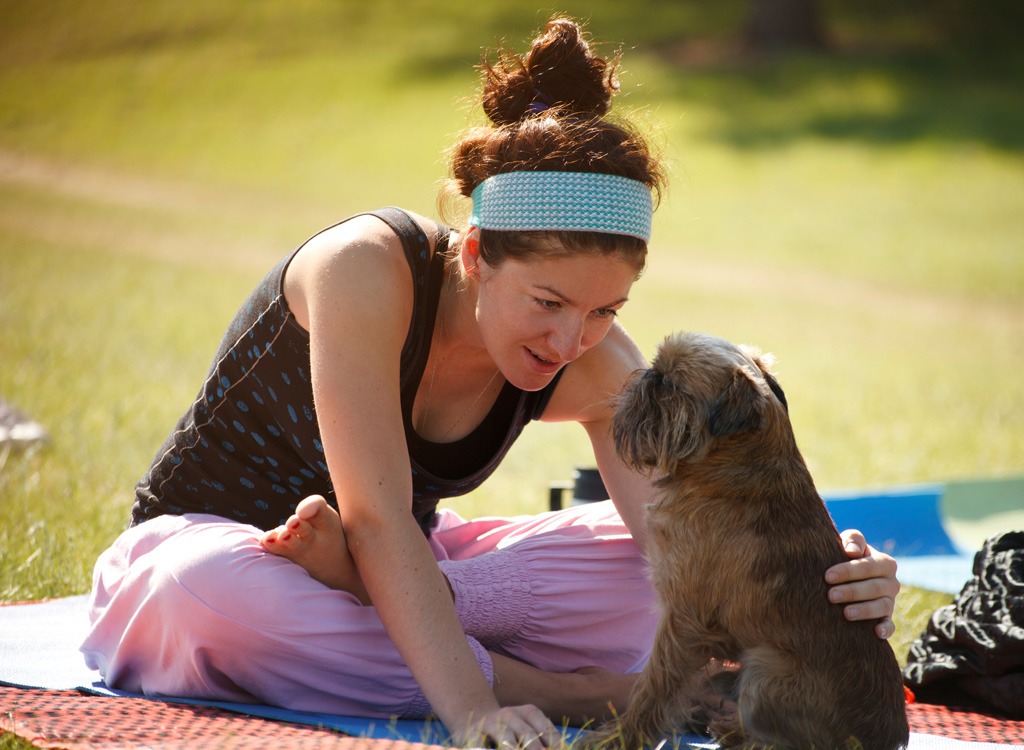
[82,19,900,749]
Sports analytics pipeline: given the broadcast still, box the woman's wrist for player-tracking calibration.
[490,654,635,727]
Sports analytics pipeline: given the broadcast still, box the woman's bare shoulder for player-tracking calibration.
[284,211,442,332]
[542,322,648,425]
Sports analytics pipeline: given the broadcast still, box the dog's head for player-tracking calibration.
[613,332,788,476]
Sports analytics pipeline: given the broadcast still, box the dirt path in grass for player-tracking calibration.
[2,148,1021,338]
[0,148,321,274]
[650,252,1024,339]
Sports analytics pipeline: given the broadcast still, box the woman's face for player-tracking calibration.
[470,247,639,392]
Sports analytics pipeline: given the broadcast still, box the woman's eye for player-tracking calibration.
[536,298,561,310]
[595,308,618,318]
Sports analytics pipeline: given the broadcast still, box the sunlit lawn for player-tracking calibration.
[1,0,1021,695]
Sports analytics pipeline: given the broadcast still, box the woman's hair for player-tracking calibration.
[441,18,665,272]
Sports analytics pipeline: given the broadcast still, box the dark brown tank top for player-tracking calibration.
[130,208,564,533]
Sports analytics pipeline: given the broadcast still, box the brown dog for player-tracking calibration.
[599,332,908,749]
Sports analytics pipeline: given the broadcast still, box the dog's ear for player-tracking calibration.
[613,368,711,476]
[708,365,767,437]
[743,346,789,413]
[763,371,788,412]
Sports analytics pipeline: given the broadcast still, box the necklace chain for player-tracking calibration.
[419,271,500,442]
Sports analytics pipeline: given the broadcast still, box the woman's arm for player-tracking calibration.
[288,217,554,747]
[540,321,658,549]
[545,323,901,637]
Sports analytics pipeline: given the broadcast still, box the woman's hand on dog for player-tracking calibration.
[825,529,901,640]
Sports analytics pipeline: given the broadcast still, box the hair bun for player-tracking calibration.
[481,18,618,126]
[443,17,664,218]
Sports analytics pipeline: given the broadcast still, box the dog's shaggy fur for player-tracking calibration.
[598,332,909,750]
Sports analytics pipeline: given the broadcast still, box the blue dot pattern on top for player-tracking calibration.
[131,209,564,534]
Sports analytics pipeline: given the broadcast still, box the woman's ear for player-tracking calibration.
[461,226,481,278]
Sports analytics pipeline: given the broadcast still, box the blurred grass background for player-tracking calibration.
[1,0,1022,677]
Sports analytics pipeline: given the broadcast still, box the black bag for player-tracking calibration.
[903,531,1024,717]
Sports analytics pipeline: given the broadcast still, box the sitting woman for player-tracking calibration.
[82,17,901,749]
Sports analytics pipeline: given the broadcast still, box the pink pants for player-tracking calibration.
[81,501,657,719]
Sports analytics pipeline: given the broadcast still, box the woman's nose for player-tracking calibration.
[549,318,585,362]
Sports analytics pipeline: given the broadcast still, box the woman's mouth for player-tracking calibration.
[527,348,563,372]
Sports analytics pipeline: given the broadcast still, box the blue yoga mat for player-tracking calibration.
[823,484,977,594]
[0,596,1013,748]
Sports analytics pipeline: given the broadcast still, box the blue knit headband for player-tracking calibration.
[469,171,653,243]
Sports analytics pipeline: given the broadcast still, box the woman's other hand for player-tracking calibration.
[455,705,560,750]
[825,529,901,639]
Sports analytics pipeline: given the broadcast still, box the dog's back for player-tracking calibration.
[730,506,909,749]
[664,469,910,749]
[707,344,909,749]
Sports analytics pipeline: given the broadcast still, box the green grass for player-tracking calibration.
[0,734,36,750]
[0,1,1021,745]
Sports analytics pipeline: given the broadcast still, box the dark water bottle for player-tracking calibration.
[548,467,609,512]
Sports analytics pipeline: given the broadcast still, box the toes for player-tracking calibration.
[288,516,314,539]
[260,529,283,549]
[295,494,327,520]
[262,525,303,552]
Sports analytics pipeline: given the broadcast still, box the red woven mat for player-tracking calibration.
[907,700,1024,744]
[4,686,1023,748]
[0,687,444,750]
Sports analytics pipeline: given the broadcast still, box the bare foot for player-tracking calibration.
[260,495,370,604]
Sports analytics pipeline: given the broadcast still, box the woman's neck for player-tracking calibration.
[435,264,491,372]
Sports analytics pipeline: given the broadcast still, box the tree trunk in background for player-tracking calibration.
[744,0,828,53]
